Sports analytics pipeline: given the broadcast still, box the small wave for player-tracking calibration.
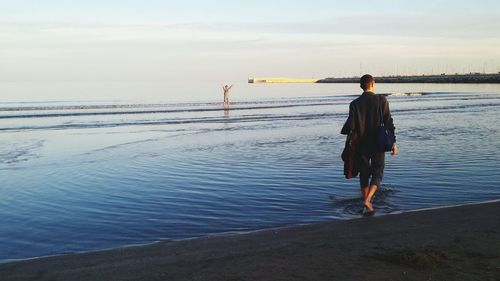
[0,112,345,132]
[254,140,297,147]
[2,93,499,120]
[1,101,499,132]
[389,92,424,96]
[0,99,351,112]
[0,140,45,164]
[0,101,344,119]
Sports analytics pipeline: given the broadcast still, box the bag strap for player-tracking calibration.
[378,95,385,127]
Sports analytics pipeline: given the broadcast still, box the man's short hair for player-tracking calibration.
[360,74,375,91]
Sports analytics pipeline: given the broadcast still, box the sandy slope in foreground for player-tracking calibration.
[1,201,499,281]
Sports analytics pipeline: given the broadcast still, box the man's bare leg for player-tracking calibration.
[363,184,378,211]
[361,187,369,201]
[361,187,370,214]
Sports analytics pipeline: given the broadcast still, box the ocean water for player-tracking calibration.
[1,83,500,262]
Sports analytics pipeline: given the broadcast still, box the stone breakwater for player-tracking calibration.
[317,73,500,84]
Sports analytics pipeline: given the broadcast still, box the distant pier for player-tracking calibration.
[249,73,500,84]
[318,73,500,84]
[248,77,319,83]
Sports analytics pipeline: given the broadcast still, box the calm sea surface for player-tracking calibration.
[1,83,499,261]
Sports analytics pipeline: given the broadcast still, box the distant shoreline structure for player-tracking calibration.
[249,72,500,84]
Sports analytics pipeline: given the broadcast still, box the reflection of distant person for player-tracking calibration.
[341,74,398,215]
[222,84,233,106]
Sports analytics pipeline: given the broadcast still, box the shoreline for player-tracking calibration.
[2,200,499,281]
[3,199,500,265]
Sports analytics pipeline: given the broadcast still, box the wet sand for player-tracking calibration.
[1,201,499,281]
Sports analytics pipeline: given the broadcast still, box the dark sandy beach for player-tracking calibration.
[1,201,499,281]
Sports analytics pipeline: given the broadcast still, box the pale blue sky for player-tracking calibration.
[2,1,498,21]
[1,0,500,83]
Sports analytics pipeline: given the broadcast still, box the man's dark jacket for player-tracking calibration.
[341,92,396,178]
[342,91,396,150]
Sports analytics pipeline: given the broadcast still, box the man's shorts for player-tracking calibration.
[358,152,385,188]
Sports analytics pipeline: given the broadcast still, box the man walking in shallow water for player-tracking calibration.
[341,74,398,215]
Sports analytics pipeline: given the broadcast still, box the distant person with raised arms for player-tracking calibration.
[222,84,233,106]
[341,74,398,215]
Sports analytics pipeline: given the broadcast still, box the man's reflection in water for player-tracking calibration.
[223,107,230,129]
